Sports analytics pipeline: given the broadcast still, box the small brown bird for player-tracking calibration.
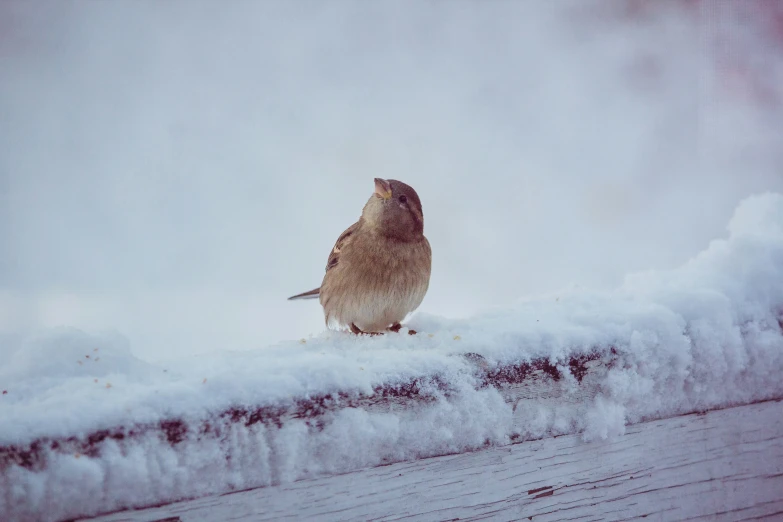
[289,178,432,335]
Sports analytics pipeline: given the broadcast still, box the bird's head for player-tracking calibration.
[361,178,425,241]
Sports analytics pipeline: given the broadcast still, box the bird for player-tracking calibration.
[288,178,431,335]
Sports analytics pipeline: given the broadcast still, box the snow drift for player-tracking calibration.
[2,193,783,522]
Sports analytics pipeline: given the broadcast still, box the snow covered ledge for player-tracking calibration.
[2,193,783,522]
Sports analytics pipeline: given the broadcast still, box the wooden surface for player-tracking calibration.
[85,399,783,522]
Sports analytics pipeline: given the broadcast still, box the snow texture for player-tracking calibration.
[2,193,783,522]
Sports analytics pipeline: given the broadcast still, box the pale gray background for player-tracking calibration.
[1,1,782,361]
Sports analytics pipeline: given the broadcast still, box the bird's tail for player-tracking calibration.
[287,287,321,301]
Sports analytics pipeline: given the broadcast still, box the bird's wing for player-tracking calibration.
[288,221,361,301]
[325,220,361,273]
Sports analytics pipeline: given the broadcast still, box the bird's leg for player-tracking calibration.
[350,323,382,336]
[389,323,417,335]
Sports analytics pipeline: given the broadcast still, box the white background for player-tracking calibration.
[2,1,782,361]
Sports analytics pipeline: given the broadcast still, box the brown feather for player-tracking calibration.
[325,221,360,273]
[287,287,321,300]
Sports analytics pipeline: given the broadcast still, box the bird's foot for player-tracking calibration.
[389,323,417,335]
[349,323,417,336]
[350,323,382,336]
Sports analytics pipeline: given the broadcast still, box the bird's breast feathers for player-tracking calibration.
[320,235,431,331]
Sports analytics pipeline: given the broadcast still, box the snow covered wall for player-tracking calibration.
[2,192,783,522]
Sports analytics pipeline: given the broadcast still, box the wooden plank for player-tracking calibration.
[85,399,783,522]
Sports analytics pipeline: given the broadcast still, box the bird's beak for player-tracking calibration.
[374,178,393,200]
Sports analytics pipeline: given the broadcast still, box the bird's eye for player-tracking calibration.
[398,195,408,204]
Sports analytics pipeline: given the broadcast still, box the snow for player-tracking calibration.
[1,193,783,521]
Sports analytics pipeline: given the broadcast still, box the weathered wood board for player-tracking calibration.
[85,399,783,522]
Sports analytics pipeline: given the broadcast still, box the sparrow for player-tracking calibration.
[289,178,432,335]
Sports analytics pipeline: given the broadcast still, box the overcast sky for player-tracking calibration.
[2,1,782,362]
